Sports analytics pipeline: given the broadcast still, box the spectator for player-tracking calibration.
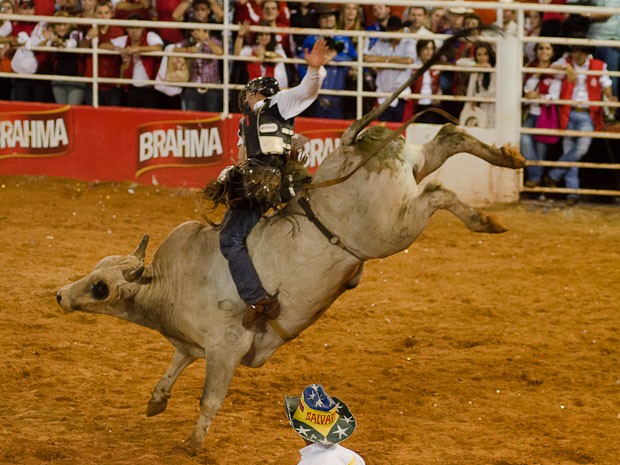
[459,41,496,128]
[501,7,518,36]
[429,7,449,34]
[111,13,164,108]
[299,3,356,119]
[234,20,287,87]
[0,0,14,100]
[444,7,472,34]
[173,19,223,111]
[521,42,557,188]
[408,39,447,125]
[77,0,96,18]
[587,0,620,98]
[438,7,473,117]
[258,0,294,84]
[284,384,365,465]
[453,13,482,63]
[290,1,315,58]
[10,0,54,102]
[403,6,431,37]
[173,0,223,26]
[113,0,151,20]
[364,16,415,122]
[234,0,289,28]
[44,10,86,104]
[337,2,365,119]
[540,0,566,37]
[544,43,616,205]
[80,0,124,106]
[337,2,364,48]
[364,4,390,52]
[258,0,293,57]
[524,10,543,64]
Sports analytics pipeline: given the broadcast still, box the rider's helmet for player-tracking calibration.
[246,76,280,98]
[239,77,280,113]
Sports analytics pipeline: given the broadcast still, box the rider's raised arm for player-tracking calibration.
[274,38,336,120]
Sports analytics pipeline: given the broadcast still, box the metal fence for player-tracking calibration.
[1,0,620,198]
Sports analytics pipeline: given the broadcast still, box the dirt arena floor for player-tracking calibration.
[1,175,619,465]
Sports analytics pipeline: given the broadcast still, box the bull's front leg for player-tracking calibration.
[414,181,507,234]
[415,124,526,183]
[178,331,253,455]
[147,348,197,417]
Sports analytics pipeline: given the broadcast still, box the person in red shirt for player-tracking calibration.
[80,0,124,106]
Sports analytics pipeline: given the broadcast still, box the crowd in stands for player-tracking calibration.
[1,0,620,200]
[0,1,618,118]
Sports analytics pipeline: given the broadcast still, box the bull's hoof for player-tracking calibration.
[146,399,168,417]
[500,144,527,169]
[483,213,507,234]
[169,437,201,457]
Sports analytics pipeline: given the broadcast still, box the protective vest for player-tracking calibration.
[558,57,605,131]
[241,98,294,161]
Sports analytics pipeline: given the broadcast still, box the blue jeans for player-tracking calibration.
[520,112,550,184]
[547,110,594,195]
[181,88,223,112]
[219,207,267,304]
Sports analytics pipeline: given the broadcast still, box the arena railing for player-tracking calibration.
[1,0,620,199]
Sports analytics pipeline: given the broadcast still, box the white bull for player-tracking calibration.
[56,29,526,455]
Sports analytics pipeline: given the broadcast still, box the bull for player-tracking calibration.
[56,29,525,455]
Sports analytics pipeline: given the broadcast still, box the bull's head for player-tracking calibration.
[56,235,149,315]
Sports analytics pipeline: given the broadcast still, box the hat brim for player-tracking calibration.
[284,395,356,445]
[314,9,339,16]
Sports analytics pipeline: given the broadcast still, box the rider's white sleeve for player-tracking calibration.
[272,66,327,120]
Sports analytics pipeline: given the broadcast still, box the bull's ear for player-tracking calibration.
[133,235,149,262]
[123,264,145,283]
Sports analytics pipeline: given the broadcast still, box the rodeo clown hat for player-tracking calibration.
[284,384,357,446]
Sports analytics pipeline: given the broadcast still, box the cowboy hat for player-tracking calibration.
[314,3,339,16]
[284,384,357,446]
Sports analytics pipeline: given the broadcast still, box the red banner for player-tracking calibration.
[0,105,74,158]
[0,102,399,188]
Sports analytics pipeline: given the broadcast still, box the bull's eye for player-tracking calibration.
[92,281,109,300]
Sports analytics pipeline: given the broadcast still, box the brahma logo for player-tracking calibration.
[298,129,344,170]
[0,106,72,158]
[136,117,224,177]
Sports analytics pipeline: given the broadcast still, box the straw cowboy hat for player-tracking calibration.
[284,384,357,446]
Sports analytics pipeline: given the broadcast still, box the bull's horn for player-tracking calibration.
[133,234,149,261]
[123,264,145,283]
[341,26,501,147]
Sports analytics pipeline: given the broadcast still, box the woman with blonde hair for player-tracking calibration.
[337,2,363,47]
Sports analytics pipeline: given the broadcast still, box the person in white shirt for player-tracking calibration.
[545,43,616,205]
[285,384,366,465]
[364,16,416,122]
[108,13,164,108]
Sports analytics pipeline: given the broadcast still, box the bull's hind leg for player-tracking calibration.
[415,123,526,183]
[417,181,507,233]
[147,349,197,417]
